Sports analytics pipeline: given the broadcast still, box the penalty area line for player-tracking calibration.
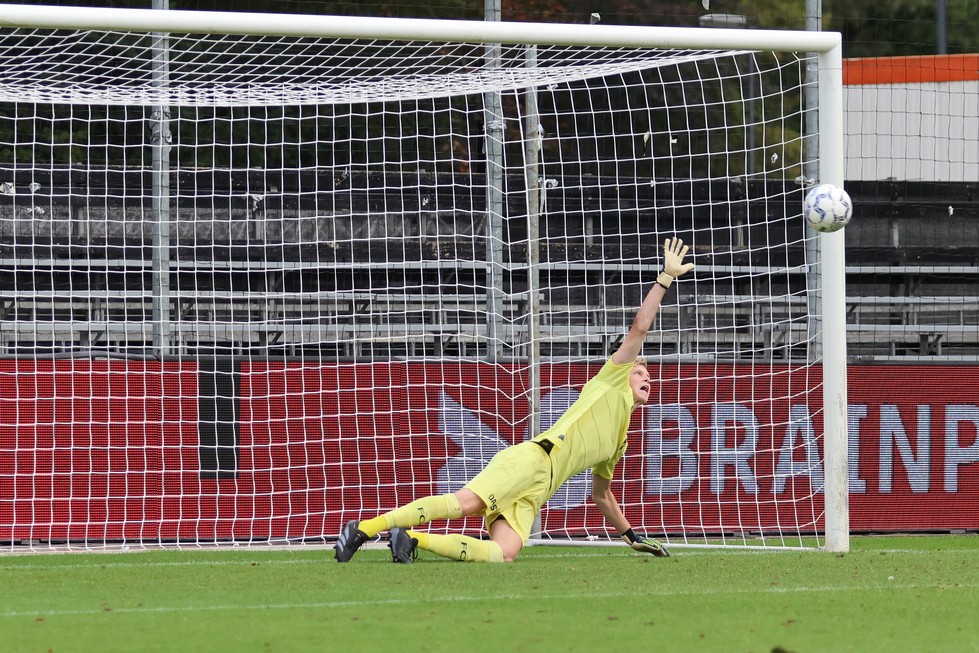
[3,582,979,618]
[2,545,973,571]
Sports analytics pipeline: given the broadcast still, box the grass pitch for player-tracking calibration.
[1,535,978,653]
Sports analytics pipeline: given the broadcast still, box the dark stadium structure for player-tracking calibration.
[0,167,975,362]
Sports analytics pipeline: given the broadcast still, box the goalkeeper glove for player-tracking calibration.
[621,528,671,557]
[656,237,695,290]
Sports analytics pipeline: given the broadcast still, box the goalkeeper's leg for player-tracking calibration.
[404,513,521,563]
[408,531,505,563]
[358,490,485,537]
[357,490,516,562]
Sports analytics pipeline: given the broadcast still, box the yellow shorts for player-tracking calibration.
[464,441,550,543]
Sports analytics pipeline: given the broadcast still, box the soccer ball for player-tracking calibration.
[803,184,853,233]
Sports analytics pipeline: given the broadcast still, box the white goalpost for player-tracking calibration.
[0,4,847,553]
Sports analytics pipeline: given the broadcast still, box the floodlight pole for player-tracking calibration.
[150,0,172,358]
[524,44,542,444]
[525,43,543,540]
[483,0,505,363]
[805,1,822,360]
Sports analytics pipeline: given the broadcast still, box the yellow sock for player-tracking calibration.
[409,531,504,563]
[410,531,430,550]
[358,494,463,538]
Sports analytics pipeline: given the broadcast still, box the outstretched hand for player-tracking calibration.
[612,236,696,365]
[656,238,695,289]
[621,528,671,557]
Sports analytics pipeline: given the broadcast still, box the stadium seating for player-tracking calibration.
[0,172,974,361]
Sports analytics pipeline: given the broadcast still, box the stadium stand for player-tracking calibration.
[0,170,975,361]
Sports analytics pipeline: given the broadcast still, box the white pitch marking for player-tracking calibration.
[3,581,978,619]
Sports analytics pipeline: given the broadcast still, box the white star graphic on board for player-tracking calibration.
[434,389,592,509]
[435,393,508,495]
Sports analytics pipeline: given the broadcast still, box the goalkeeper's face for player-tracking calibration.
[630,364,651,406]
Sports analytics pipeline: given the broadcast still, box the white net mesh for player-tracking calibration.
[0,29,739,106]
[0,20,826,551]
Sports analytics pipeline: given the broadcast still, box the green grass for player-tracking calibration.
[2,536,978,653]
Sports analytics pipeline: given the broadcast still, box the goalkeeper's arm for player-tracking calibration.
[592,473,670,557]
[611,237,694,366]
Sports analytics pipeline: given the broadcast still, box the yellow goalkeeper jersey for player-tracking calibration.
[532,357,636,492]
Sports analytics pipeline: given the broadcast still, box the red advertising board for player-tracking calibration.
[0,360,977,543]
[847,366,979,531]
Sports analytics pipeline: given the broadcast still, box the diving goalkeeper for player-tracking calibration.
[334,238,695,564]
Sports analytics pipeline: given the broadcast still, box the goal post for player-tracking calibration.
[0,4,847,552]
[815,44,849,554]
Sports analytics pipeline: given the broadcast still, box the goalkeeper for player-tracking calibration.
[334,238,695,564]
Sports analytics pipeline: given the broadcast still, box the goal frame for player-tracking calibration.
[0,3,849,553]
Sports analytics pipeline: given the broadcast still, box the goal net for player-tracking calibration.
[0,7,847,552]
